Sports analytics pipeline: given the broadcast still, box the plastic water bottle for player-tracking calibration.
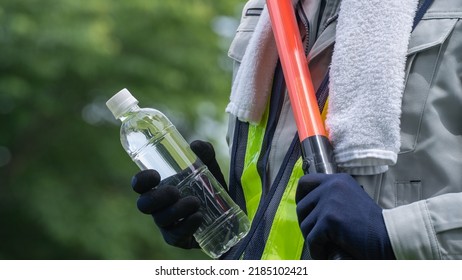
[106,88,250,259]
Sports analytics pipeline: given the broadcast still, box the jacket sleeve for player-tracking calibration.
[383,192,462,259]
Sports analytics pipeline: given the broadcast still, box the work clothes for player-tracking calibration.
[225,0,462,259]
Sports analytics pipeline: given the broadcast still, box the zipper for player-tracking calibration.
[296,2,312,56]
[317,73,330,112]
[297,1,330,113]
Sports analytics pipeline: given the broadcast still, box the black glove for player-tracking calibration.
[295,173,395,260]
[131,140,226,249]
[190,140,227,189]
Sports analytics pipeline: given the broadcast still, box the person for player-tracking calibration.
[131,0,462,259]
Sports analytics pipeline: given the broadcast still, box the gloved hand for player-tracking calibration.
[132,140,227,249]
[295,173,395,260]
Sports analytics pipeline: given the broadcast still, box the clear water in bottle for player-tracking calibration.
[106,89,250,259]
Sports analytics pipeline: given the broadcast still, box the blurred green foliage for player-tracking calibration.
[0,0,242,259]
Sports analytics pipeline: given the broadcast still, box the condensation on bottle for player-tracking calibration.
[106,88,250,259]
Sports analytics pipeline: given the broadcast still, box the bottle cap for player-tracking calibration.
[106,88,139,119]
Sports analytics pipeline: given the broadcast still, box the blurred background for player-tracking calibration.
[0,0,243,259]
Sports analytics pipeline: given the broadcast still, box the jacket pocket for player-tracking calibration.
[227,0,264,63]
[427,193,462,259]
[399,18,458,153]
[435,227,462,259]
[394,180,422,207]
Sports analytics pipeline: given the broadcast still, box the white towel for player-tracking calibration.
[327,0,418,175]
[225,6,278,124]
[226,0,419,175]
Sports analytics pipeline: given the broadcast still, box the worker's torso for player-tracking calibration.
[225,0,462,259]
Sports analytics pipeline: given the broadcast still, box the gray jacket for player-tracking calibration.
[227,0,462,259]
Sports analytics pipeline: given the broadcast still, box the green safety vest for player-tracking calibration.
[223,63,330,259]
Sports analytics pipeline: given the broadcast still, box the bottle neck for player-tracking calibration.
[118,104,140,121]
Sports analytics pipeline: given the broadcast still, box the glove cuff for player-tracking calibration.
[367,208,396,260]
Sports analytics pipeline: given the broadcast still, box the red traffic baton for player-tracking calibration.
[266,0,336,175]
[266,0,350,259]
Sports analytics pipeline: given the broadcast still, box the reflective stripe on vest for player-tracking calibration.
[241,102,270,221]
[261,158,305,259]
